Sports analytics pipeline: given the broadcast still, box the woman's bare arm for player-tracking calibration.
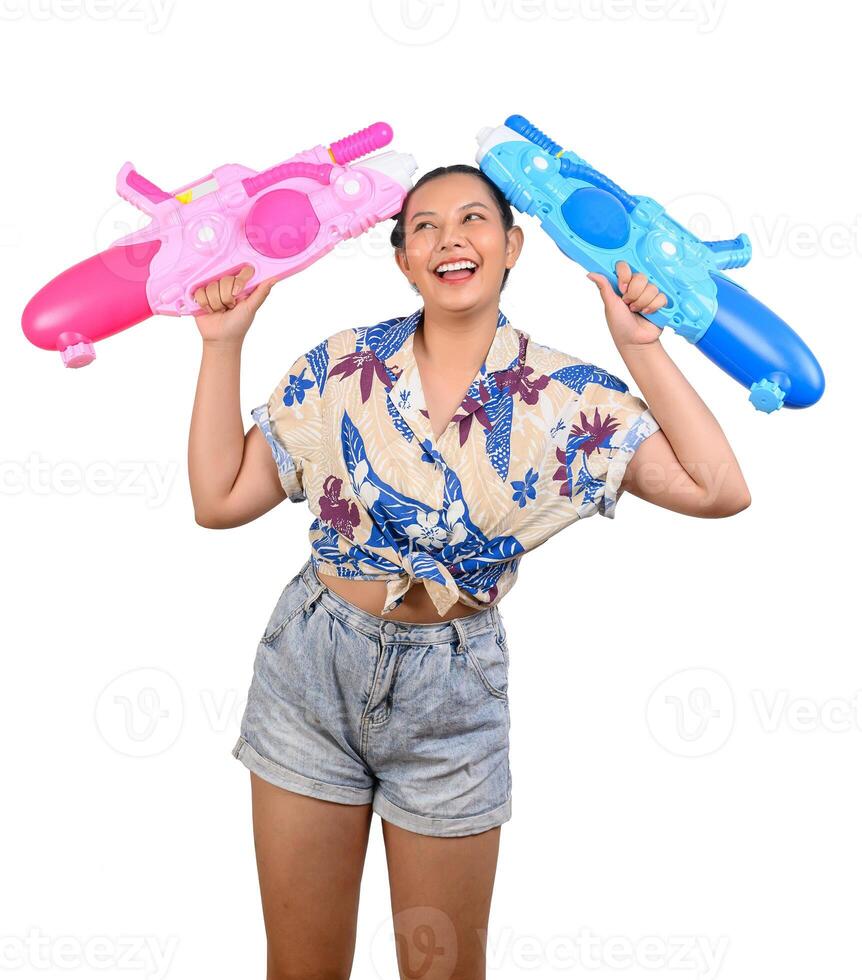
[189,341,286,527]
[187,267,286,528]
[588,264,751,519]
[617,339,751,518]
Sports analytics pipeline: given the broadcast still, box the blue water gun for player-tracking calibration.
[475,114,825,413]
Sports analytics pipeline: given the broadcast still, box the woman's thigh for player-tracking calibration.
[249,773,374,980]
[381,819,502,980]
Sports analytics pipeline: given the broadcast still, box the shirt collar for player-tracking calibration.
[376,305,528,453]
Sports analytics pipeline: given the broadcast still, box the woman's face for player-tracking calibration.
[395,172,523,315]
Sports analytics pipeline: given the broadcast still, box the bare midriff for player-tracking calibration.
[316,571,479,623]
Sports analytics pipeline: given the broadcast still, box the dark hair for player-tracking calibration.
[390,164,515,293]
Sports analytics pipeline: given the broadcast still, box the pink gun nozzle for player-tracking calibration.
[22,121,417,367]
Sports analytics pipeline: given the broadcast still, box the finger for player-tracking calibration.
[621,272,648,303]
[240,274,279,302]
[205,280,224,312]
[615,260,632,295]
[232,265,256,297]
[193,285,210,311]
[243,276,275,315]
[630,283,658,313]
[218,276,236,310]
[621,272,649,304]
[642,292,668,314]
[586,272,618,307]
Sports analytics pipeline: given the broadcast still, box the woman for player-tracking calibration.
[189,164,750,979]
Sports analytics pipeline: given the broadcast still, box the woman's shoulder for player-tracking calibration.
[526,334,588,372]
[308,311,415,359]
[525,333,609,383]
[525,334,629,395]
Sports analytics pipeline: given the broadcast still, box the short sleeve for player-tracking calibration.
[251,342,326,503]
[568,369,660,519]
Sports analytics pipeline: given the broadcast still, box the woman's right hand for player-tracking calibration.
[193,265,280,345]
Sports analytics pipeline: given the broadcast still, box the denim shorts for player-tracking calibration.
[231,557,512,837]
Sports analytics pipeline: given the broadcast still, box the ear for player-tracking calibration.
[394,248,411,281]
[505,225,525,269]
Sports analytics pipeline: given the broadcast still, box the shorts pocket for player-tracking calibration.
[464,630,509,701]
[260,572,308,646]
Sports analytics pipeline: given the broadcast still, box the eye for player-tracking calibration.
[413,213,484,232]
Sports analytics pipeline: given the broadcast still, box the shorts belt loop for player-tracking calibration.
[452,616,468,653]
[491,605,504,645]
[303,581,325,612]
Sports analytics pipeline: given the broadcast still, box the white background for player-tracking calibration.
[2,1,858,977]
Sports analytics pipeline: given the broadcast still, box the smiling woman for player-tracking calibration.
[187,158,748,980]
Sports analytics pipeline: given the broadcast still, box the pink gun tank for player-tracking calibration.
[22,122,416,367]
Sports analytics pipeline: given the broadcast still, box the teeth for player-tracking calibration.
[435,260,477,274]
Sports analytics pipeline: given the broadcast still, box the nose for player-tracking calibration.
[436,218,469,250]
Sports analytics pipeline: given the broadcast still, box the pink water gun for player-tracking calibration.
[22,121,416,368]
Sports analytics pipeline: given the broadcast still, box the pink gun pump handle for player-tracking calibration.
[330,122,393,164]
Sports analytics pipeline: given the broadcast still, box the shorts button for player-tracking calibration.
[383,621,397,635]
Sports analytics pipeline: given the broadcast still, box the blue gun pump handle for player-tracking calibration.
[505,114,638,213]
[505,113,562,155]
[558,160,638,212]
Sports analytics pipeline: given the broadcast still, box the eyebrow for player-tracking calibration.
[408,201,490,223]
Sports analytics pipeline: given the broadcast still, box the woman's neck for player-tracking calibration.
[416,301,500,369]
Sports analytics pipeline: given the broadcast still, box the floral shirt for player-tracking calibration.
[251,306,660,617]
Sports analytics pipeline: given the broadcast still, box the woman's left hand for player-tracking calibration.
[587,260,667,349]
